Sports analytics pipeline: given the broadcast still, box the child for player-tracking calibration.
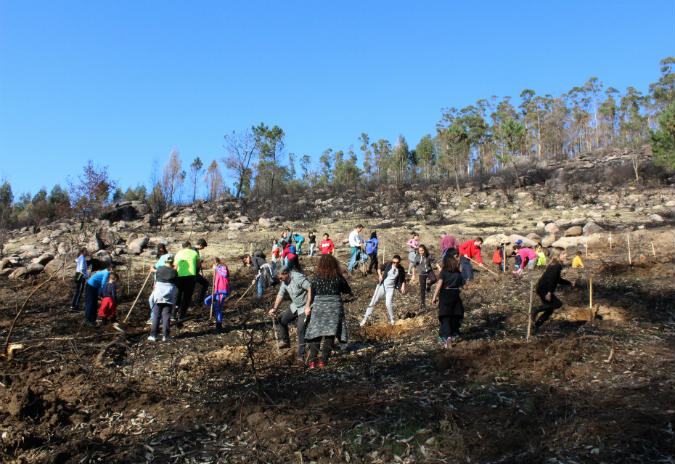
[293,233,305,255]
[532,247,575,331]
[282,241,299,271]
[70,247,88,311]
[535,243,547,267]
[97,273,119,325]
[512,244,522,270]
[204,258,230,333]
[492,245,505,273]
[365,232,379,275]
[406,233,420,278]
[271,239,281,264]
[431,248,465,347]
[148,254,178,341]
[320,233,335,255]
[514,246,538,274]
[84,265,111,327]
[413,244,440,310]
[572,251,584,268]
[307,232,317,257]
[360,255,407,326]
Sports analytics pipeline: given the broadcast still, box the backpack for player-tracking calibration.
[288,245,297,255]
[492,249,503,264]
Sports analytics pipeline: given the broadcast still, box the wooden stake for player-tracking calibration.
[502,245,506,275]
[123,271,153,322]
[589,277,594,323]
[209,271,215,321]
[609,232,612,249]
[526,280,533,341]
[651,241,656,257]
[627,233,632,265]
[584,242,588,257]
[127,256,131,294]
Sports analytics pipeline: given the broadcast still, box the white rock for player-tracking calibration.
[564,226,583,237]
[583,222,603,235]
[544,223,559,234]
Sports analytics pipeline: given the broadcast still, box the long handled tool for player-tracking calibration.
[123,271,153,322]
[234,281,256,305]
[209,272,215,321]
[271,316,281,356]
[467,257,499,277]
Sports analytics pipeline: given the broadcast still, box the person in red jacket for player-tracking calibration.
[282,241,300,270]
[320,233,335,255]
[458,238,483,281]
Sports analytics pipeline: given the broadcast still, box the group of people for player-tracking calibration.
[68,223,578,361]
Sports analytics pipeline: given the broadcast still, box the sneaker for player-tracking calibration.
[444,337,453,348]
[359,319,366,327]
[146,319,152,325]
[69,306,79,312]
[318,361,326,368]
[162,336,169,342]
[308,361,316,369]
[85,320,97,327]
[112,323,125,333]
[147,335,157,342]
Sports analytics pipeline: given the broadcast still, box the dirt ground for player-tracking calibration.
[1,226,674,463]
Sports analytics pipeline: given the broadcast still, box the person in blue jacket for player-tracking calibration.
[366,232,379,275]
[84,265,112,326]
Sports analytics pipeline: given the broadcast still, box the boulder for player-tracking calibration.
[207,214,220,224]
[258,217,276,228]
[0,268,13,277]
[19,244,36,252]
[44,257,75,276]
[564,226,583,237]
[57,242,70,255]
[236,216,251,224]
[507,234,537,248]
[526,233,542,242]
[649,214,664,223]
[127,236,149,255]
[0,258,11,270]
[541,235,557,248]
[26,263,44,275]
[8,267,28,279]
[92,250,113,266]
[182,216,198,225]
[482,234,509,249]
[535,222,546,233]
[31,253,54,265]
[544,223,559,234]
[228,222,247,231]
[87,233,104,252]
[551,233,605,249]
[583,222,603,235]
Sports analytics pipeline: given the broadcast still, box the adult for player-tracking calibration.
[83,265,112,326]
[458,237,484,281]
[413,244,441,310]
[320,233,335,255]
[292,233,305,255]
[193,238,209,307]
[70,247,89,311]
[269,266,312,363]
[431,248,466,345]
[360,254,407,326]
[406,232,420,277]
[365,231,379,275]
[514,247,538,274]
[174,240,199,321]
[533,248,575,331]
[347,224,364,271]
[242,252,276,300]
[304,254,352,368]
[440,232,460,257]
[148,254,178,341]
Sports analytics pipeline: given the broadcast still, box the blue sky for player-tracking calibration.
[1,0,673,199]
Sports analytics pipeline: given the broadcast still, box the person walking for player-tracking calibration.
[304,255,352,368]
[347,225,364,272]
[431,248,466,346]
[70,247,88,311]
[360,255,407,326]
[148,254,178,341]
[406,233,420,277]
[365,231,379,275]
[307,232,317,257]
[413,244,440,310]
[268,266,312,363]
[532,247,575,331]
[174,241,199,322]
[439,232,459,257]
[193,238,210,307]
[204,258,230,333]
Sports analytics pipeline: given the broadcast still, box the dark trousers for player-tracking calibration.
[71,277,86,309]
[419,274,430,307]
[195,274,209,306]
[308,336,335,364]
[461,257,474,281]
[533,293,563,327]
[176,276,196,319]
[84,284,99,323]
[439,315,462,339]
[278,308,306,357]
[367,253,378,274]
[151,303,172,338]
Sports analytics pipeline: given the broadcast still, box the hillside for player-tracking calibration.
[0,150,674,463]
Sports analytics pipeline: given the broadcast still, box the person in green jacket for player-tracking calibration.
[174,241,199,322]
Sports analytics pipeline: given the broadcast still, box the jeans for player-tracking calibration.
[460,257,474,281]
[408,250,417,274]
[348,247,361,271]
[257,278,264,298]
[278,308,306,357]
[362,284,396,325]
[309,243,316,257]
[151,303,172,338]
[71,276,86,309]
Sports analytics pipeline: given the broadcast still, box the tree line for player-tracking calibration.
[1,57,673,230]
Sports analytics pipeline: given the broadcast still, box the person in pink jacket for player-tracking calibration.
[204,258,230,332]
[514,247,538,274]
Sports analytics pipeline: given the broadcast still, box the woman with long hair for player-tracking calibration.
[304,254,352,368]
[431,248,466,347]
[413,244,440,310]
[532,247,574,331]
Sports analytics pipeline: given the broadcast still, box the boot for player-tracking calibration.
[215,322,224,333]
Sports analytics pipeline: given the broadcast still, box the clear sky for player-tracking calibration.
[1,0,673,199]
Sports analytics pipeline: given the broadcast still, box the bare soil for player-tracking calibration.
[1,228,674,463]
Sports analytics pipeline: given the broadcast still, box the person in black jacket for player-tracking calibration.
[533,247,575,330]
[360,255,407,326]
[431,248,465,346]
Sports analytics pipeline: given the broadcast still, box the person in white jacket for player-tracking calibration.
[148,254,178,341]
[347,224,364,271]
